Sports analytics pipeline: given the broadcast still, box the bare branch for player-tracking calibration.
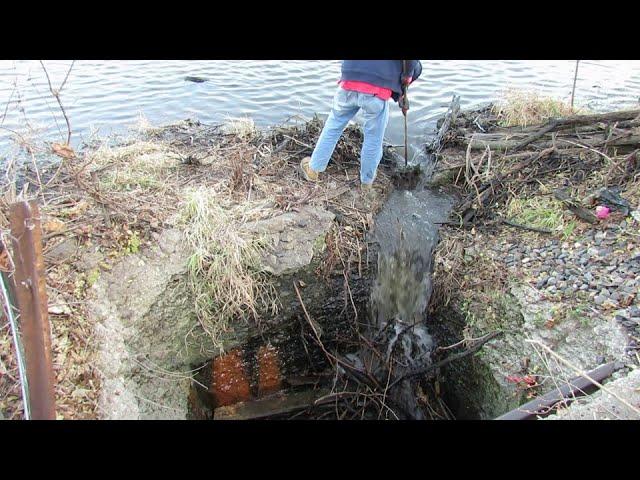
[59,61,75,93]
[39,60,74,144]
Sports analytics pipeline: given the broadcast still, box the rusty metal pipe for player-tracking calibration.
[495,361,622,420]
[9,201,56,420]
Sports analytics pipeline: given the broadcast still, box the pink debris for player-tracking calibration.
[596,205,611,219]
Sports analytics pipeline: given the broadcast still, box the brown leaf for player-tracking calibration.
[43,218,66,234]
[51,143,76,159]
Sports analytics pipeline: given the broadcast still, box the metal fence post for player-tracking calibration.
[9,200,56,420]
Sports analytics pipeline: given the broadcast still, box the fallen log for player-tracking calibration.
[213,388,331,420]
[465,134,640,152]
[512,109,640,151]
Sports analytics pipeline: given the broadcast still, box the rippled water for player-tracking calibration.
[1,60,639,156]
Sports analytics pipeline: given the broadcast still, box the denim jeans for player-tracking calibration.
[310,87,390,185]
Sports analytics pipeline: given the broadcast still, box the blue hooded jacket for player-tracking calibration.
[340,60,422,101]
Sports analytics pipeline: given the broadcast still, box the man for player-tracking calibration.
[300,60,422,195]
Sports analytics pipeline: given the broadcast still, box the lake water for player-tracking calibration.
[1,60,639,157]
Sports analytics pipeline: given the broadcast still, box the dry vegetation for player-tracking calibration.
[491,89,584,128]
[431,90,640,327]
[0,114,394,419]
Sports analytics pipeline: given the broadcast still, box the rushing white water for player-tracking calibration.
[369,188,455,418]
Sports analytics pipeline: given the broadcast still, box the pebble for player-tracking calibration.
[487,215,638,321]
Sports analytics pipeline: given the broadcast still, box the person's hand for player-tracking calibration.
[399,93,409,114]
[402,76,412,86]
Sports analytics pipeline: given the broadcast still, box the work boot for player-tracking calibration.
[359,182,379,208]
[299,157,319,182]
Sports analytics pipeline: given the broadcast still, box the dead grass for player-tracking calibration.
[89,142,181,192]
[223,117,256,138]
[492,89,584,128]
[181,187,278,350]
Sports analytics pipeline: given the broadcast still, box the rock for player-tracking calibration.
[44,238,78,264]
[74,249,105,272]
[594,295,607,305]
[547,277,558,286]
[88,228,194,420]
[242,206,335,276]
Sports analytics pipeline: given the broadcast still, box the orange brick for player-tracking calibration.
[257,344,282,397]
[210,348,251,407]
